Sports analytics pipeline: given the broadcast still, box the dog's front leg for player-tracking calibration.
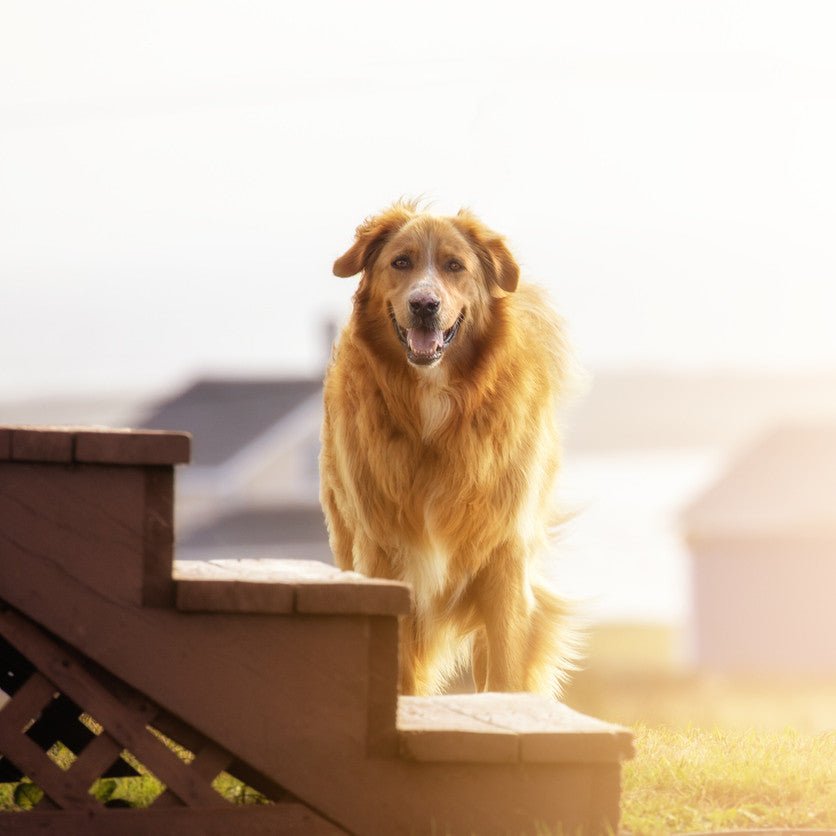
[398,614,453,696]
[472,543,533,692]
[320,484,354,571]
[471,628,488,692]
[398,616,420,695]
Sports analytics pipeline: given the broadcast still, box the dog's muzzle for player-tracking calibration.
[388,304,464,367]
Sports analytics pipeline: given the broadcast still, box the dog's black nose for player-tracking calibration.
[409,293,440,317]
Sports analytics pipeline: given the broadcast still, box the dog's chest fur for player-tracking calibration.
[416,368,453,440]
[356,378,545,613]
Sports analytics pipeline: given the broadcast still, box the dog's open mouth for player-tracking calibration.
[388,304,465,366]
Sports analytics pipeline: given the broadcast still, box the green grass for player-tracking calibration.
[622,725,836,835]
[563,623,836,834]
[0,769,267,812]
[0,723,269,812]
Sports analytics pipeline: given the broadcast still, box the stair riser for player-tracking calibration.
[0,462,174,607]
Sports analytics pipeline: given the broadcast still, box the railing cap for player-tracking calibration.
[0,425,191,466]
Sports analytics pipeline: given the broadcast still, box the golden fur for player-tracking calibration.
[320,201,578,696]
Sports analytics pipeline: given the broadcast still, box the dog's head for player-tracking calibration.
[334,202,519,369]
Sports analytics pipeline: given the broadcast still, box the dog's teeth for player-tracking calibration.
[408,328,442,355]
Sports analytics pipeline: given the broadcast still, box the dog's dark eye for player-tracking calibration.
[391,256,411,270]
[446,259,464,273]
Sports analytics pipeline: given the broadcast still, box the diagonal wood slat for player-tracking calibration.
[0,608,223,807]
[149,788,184,809]
[0,672,56,736]
[190,740,235,783]
[66,732,125,792]
[0,721,99,810]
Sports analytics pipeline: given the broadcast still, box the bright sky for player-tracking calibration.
[3,1,836,398]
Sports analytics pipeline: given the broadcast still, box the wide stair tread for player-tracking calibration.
[174,557,411,615]
[398,693,634,763]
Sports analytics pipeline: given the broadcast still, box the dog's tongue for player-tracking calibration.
[407,327,443,356]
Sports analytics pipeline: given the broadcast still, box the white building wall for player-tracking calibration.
[691,536,836,673]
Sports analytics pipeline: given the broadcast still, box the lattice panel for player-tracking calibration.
[0,604,287,812]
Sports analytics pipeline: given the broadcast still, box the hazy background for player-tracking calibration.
[3,1,836,398]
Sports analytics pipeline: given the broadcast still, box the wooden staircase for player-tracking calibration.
[0,426,633,835]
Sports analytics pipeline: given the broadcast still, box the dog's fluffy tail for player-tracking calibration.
[527,579,586,697]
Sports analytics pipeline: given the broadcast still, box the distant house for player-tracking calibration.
[682,425,836,674]
[138,378,330,562]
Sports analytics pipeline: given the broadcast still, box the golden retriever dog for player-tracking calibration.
[320,201,578,696]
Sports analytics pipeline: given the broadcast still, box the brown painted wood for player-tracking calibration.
[0,460,176,610]
[293,576,410,616]
[142,467,175,607]
[189,741,234,782]
[224,759,291,803]
[24,692,95,754]
[149,713,212,758]
[149,789,184,808]
[0,462,147,606]
[0,609,224,808]
[421,693,635,763]
[397,699,519,763]
[74,430,191,466]
[175,580,295,614]
[0,722,100,810]
[0,425,190,466]
[0,804,347,835]
[365,616,399,757]
[0,560,375,774]
[67,732,125,792]
[174,559,410,616]
[9,428,74,463]
[1,541,630,834]
[0,672,56,736]
[588,762,622,834]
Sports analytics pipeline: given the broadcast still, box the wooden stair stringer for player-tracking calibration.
[1,552,631,835]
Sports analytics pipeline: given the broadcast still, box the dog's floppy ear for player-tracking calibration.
[454,209,519,293]
[333,202,416,278]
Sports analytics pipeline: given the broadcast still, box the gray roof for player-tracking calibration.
[683,424,836,539]
[180,506,329,549]
[139,378,322,467]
